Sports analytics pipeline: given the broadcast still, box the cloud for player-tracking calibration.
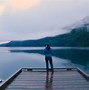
[0,0,89,41]
[0,4,6,15]
[6,0,41,12]
[0,0,41,15]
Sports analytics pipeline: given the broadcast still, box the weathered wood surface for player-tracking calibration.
[5,70,89,90]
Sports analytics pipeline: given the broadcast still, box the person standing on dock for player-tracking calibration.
[44,44,54,72]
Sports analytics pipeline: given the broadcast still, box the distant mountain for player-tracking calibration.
[0,29,89,47]
[1,16,89,47]
[64,16,89,31]
[0,35,64,47]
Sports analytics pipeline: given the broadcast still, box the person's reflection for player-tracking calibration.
[45,72,54,90]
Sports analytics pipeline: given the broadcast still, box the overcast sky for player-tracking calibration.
[0,0,89,42]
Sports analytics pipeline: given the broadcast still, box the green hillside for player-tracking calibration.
[0,27,89,47]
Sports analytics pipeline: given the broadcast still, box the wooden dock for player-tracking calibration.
[0,68,89,90]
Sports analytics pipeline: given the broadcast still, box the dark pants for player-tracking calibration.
[45,57,54,72]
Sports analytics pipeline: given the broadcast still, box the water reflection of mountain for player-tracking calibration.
[10,49,89,67]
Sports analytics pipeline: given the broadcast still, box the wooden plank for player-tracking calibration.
[5,70,89,90]
[0,68,89,90]
[77,68,89,79]
[5,88,89,90]
[0,68,22,90]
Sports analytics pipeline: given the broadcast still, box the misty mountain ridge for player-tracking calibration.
[0,16,89,47]
[65,16,89,31]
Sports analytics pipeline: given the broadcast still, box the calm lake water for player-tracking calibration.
[0,47,89,81]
